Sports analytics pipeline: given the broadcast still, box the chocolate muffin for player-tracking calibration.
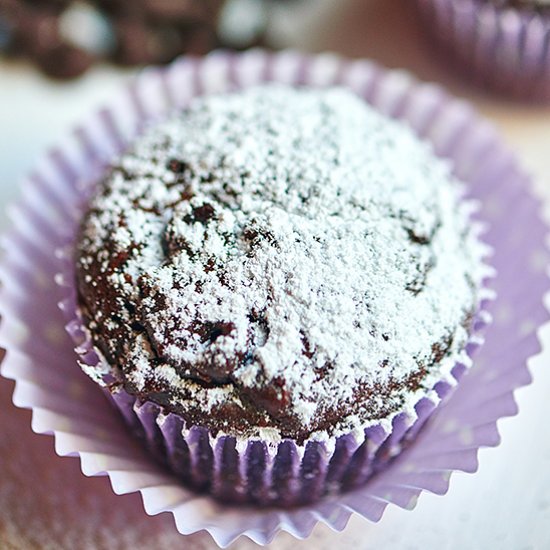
[0,0,302,79]
[0,0,222,78]
[75,85,487,452]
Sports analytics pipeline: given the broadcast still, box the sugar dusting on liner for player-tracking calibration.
[76,85,491,443]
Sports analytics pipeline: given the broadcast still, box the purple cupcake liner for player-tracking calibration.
[415,0,550,101]
[54,48,494,508]
[0,50,548,546]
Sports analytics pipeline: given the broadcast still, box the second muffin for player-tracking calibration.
[416,0,550,101]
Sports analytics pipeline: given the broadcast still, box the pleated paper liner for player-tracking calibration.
[415,0,550,101]
[0,50,548,547]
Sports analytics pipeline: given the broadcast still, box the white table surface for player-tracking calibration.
[1,1,550,548]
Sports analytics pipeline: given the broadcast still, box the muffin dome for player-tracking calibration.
[76,85,486,443]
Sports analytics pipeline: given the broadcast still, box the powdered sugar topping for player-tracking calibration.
[76,85,488,440]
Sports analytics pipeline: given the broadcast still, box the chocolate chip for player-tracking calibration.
[300,331,314,359]
[184,203,216,225]
[189,320,236,345]
[130,321,145,332]
[178,321,238,383]
[406,228,430,245]
[207,321,235,343]
[167,158,189,175]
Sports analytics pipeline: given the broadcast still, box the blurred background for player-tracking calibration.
[0,1,550,548]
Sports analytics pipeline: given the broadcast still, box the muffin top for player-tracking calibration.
[76,85,487,443]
